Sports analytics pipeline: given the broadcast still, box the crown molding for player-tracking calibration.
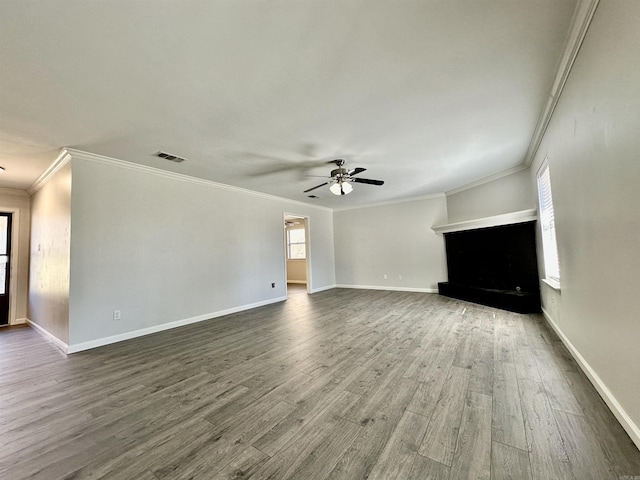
[523,0,600,167]
[428,0,600,199]
[432,208,537,234]
[0,188,29,197]
[332,192,445,212]
[59,149,334,212]
[445,164,529,196]
[27,149,73,195]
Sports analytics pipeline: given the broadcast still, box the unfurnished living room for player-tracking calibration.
[1,1,639,479]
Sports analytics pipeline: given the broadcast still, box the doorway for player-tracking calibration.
[0,212,12,326]
[284,214,310,295]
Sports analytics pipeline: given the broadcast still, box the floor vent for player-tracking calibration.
[154,151,186,163]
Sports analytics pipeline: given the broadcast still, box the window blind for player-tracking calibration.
[537,162,560,283]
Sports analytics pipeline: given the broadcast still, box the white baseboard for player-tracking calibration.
[541,307,640,450]
[26,319,70,354]
[336,284,438,294]
[308,284,336,294]
[286,280,307,285]
[66,296,287,354]
[12,317,28,325]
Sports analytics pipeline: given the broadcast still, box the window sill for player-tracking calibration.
[542,278,561,292]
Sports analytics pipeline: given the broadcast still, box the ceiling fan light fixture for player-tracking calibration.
[303,159,382,196]
[330,181,353,196]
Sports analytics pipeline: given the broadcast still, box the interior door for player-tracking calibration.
[0,213,12,325]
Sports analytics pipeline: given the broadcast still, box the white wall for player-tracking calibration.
[29,162,72,344]
[333,196,448,291]
[0,190,30,324]
[67,153,335,347]
[286,260,306,283]
[531,0,640,444]
[446,167,534,223]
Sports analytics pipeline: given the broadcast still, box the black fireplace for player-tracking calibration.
[438,221,541,313]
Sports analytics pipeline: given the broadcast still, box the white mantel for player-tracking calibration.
[432,208,537,234]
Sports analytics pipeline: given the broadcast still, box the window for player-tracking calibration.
[287,228,306,259]
[537,159,560,286]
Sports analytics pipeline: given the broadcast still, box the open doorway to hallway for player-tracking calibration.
[284,214,310,296]
[0,212,12,326]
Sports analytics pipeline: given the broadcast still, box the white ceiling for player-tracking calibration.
[0,0,578,208]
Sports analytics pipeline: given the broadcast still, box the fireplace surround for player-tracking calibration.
[433,210,541,313]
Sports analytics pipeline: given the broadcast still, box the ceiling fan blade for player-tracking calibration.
[348,167,367,176]
[303,182,329,193]
[352,178,384,186]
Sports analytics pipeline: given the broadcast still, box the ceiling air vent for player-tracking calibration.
[154,151,186,163]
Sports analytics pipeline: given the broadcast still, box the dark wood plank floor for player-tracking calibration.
[1,286,639,479]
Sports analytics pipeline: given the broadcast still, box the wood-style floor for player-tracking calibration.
[1,286,639,480]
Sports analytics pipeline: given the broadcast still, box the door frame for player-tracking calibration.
[283,212,311,296]
[0,208,20,326]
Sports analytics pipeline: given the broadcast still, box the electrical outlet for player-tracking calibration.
[271,282,275,288]
[113,310,121,321]
[383,274,387,280]
[398,275,402,280]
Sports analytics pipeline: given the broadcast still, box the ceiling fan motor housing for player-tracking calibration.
[330,167,349,178]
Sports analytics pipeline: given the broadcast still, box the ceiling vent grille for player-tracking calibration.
[154,151,186,163]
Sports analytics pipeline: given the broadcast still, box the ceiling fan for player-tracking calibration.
[303,159,384,196]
